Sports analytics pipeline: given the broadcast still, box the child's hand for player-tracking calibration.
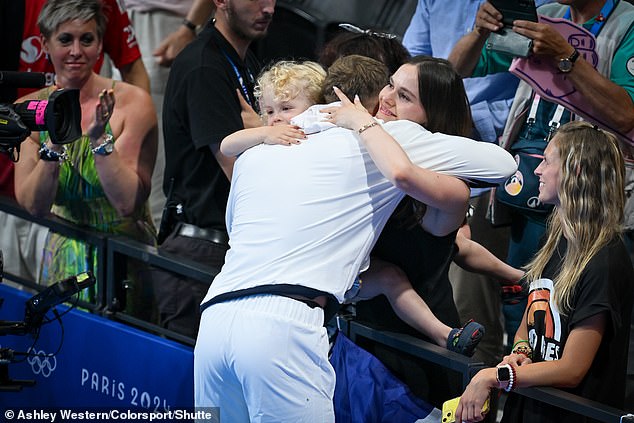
[322,86,374,131]
[263,125,306,146]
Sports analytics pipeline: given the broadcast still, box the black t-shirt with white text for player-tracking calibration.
[502,236,634,422]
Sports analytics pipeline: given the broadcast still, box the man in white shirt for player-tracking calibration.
[194,108,517,421]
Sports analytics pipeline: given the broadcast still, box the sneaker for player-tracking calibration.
[447,319,485,357]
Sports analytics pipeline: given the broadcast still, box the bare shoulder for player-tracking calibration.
[16,87,49,103]
[113,81,156,120]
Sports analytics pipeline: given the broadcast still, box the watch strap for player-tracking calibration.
[182,18,198,33]
[91,134,114,156]
[39,145,67,162]
[567,48,580,63]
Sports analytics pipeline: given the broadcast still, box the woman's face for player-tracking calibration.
[374,64,427,125]
[43,18,102,86]
[534,140,561,206]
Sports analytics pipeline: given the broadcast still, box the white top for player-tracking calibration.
[203,114,517,304]
[122,0,193,16]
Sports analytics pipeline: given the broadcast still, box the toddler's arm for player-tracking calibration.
[221,125,306,156]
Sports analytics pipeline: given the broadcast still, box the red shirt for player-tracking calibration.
[18,0,141,97]
[1,0,142,200]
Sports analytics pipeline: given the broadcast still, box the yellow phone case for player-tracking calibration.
[441,396,490,422]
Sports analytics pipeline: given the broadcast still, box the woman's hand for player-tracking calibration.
[322,87,375,132]
[262,125,305,146]
[455,367,495,423]
[88,89,115,141]
[501,352,533,367]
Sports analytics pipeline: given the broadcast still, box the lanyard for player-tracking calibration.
[563,0,616,36]
[526,94,566,141]
[222,50,254,107]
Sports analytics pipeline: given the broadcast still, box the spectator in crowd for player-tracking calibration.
[154,0,275,338]
[456,122,634,423]
[400,0,551,367]
[120,0,216,227]
[448,0,634,348]
[194,56,517,421]
[0,0,149,283]
[318,25,411,75]
[13,0,157,316]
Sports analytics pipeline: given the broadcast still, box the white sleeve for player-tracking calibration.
[382,120,517,186]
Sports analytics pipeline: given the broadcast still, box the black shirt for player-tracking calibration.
[502,236,634,422]
[162,23,260,230]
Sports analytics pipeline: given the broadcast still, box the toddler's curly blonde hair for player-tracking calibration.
[254,61,326,110]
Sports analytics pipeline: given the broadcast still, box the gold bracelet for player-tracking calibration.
[357,121,379,134]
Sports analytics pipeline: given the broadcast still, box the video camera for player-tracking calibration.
[0,71,82,162]
[0,249,95,335]
[0,249,95,391]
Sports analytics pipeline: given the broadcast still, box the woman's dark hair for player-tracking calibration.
[396,56,473,227]
[318,31,411,75]
[409,56,473,137]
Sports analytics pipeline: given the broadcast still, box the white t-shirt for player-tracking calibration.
[203,113,517,303]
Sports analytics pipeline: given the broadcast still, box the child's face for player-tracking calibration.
[260,88,313,126]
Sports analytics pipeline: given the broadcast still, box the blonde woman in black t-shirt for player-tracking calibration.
[456,121,634,423]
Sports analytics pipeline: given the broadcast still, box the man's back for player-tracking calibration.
[203,118,518,304]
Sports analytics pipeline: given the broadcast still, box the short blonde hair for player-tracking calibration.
[254,61,326,107]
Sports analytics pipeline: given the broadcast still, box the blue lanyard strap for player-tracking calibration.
[563,0,616,36]
[222,50,254,107]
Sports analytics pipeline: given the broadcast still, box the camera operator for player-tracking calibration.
[13,0,157,319]
[0,0,149,284]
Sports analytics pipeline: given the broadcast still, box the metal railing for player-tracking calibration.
[345,319,634,422]
[1,197,632,421]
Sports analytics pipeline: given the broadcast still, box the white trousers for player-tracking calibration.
[194,295,335,423]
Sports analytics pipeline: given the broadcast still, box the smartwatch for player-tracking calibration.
[496,363,512,391]
[496,365,511,384]
[558,49,580,73]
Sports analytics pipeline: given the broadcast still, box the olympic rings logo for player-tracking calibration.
[27,348,57,378]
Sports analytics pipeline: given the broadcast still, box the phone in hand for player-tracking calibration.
[441,395,490,423]
[489,0,538,26]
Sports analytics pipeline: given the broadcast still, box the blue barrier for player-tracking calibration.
[0,284,193,409]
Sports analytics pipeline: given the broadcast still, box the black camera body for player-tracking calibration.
[0,71,82,161]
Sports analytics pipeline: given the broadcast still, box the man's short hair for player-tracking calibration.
[322,55,389,108]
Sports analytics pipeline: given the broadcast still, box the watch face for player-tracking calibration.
[558,59,573,73]
[497,366,511,382]
[94,139,114,155]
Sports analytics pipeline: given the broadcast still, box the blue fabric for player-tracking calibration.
[402,0,552,144]
[329,332,436,423]
[403,0,516,144]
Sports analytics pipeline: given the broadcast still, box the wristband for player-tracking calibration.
[513,343,533,360]
[511,339,529,351]
[506,364,517,392]
[39,145,67,162]
[182,18,197,33]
